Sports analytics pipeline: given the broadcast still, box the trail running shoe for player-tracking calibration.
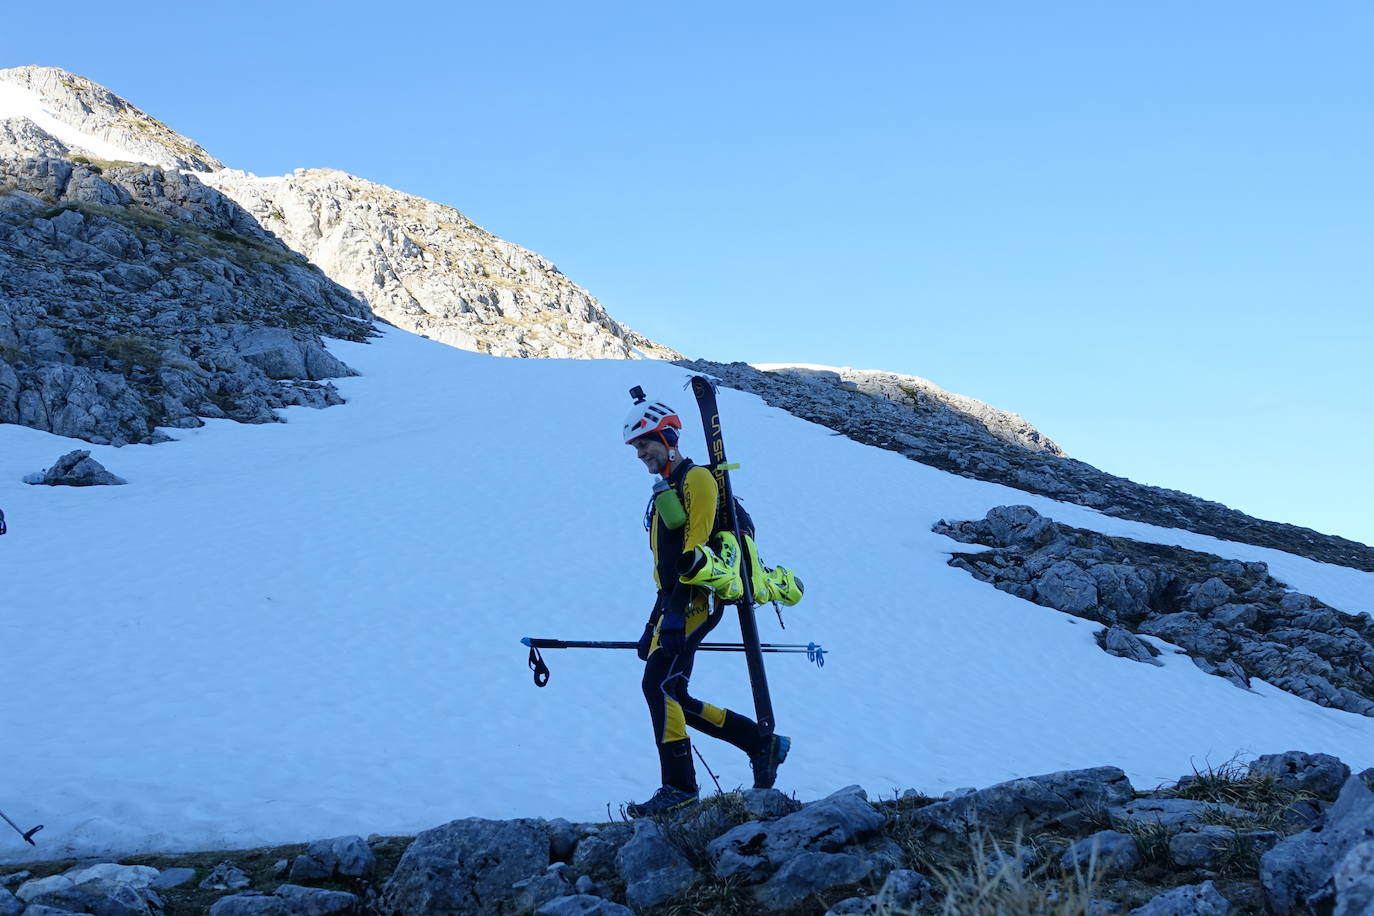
[751,734,791,789]
[625,785,700,819]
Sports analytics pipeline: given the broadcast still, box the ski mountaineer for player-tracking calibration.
[621,396,796,818]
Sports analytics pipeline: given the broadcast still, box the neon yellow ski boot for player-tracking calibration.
[762,564,804,606]
[743,533,804,606]
[677,532,744,600]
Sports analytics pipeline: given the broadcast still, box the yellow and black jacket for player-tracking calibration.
[646,459,720,639]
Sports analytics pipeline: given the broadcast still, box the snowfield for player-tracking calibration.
[1,327,1371,862]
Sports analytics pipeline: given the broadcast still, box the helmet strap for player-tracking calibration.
[659,432,680,477]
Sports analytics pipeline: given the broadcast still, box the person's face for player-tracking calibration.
[631,436,669,475]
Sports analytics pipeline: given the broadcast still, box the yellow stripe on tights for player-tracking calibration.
[663,699,688,743]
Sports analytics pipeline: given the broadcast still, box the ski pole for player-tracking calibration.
[0,806,42,845]
[522,637,826,687]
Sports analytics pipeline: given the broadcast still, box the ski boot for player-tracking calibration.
[750,734,791,789]
[743,534,805,607]
[625,785,700,818]
[677,532,744,600]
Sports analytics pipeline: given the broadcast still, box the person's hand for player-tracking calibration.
[659,613,686,655]
[636,621,656,660]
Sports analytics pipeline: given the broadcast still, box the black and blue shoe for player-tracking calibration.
[750,734,791,789]
[625,785,700,819]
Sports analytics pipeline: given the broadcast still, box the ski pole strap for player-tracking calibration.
[0,509,6,536]
[807,642,826,667]
[528,645,550,687]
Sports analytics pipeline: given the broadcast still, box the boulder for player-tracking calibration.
[26,449,126,486]
[1333,840,1374,916]
[740,788,802,819]
[1034,560,1100,614]
[707,785,884,880]
[1060,830,1141,874]
[614,819,699,909]
[753,851,873,911]
[1258,769,1374,911]
[570,826,631,882]
[1249,751,1351,802]
[908,767,1135,845]
[274,884,360,915]
[510,872,574,913]
[1261,769,1374,914]
[1189,577,1236,612]
[379,817,549,915]
[289,835,375,881]
[872,868,933,911]
[200,863,252,891]
[1129,880,1231,915]
[14,863,165,916]
[1108,798,1248,830]
[1097,627,1163,666]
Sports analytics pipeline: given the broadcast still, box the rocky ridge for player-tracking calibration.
[1,65,677,366]
[935,505,1374,717]
[0,154,369,444]
[3,752,1370,915]
[677,359,1374,572]
[200,169,679,361]
[0,66,222,171]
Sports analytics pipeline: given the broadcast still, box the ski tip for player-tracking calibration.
[520,637,533,647]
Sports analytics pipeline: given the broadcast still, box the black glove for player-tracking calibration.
[659,613,686,655]
[636,621,655,661]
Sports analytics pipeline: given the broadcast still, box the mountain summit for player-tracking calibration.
[0,65,677,361]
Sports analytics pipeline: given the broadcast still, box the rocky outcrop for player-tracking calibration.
[24,449,124,486]
[201,168,679,361]
[935,505,1374,716]
[0,155,371,444]
[9,754,1367,915]
[2,65,677,372]
[754,362,1064,455]
[681,359,1374,572]
[0,66,223,171]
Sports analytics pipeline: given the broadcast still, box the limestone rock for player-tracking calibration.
[200,862,252,891]
[906,767,1135,845]
[289,835,375,881]
[707,785,885,880]
[1129,880,1231,915]
[1097,627,1163,666]
[511,872,574,914]
[379,817,548,915]
[26,449,125,486]
[614,819,699,908]
[1333,840,1374,916]
[1249,751,1351,802]
[201,167,679,362]
[1261,769,1374,914]
[1061,830,1142,874]
[753,851,873,911]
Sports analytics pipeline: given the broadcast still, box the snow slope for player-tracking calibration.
[0,80,148,164]
[1,328,1371,862]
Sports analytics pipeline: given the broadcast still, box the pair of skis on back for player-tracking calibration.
[523,375,823,737]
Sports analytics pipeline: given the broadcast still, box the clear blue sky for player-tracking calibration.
[5,1,1371,545]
